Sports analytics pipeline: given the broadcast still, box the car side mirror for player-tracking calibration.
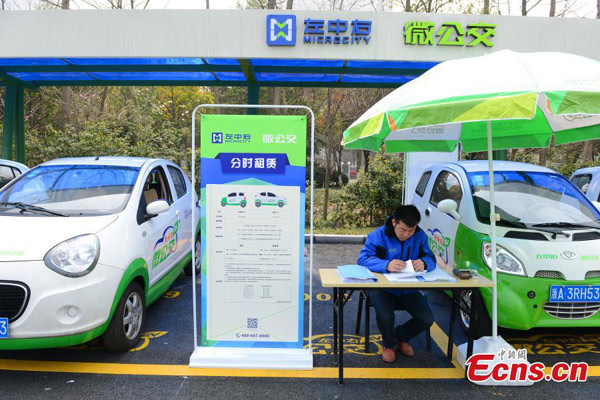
[437,199,461,220]
[593,201,600,212]
[145,200,170,220]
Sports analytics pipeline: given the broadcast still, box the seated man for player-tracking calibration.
[357,205,436,363]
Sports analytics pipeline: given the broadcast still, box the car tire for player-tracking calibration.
[255,201,261,207]
[185,235,201,276]
[278,201,284,208]
[458,289,492,339]
[221,201,226,207]
[103,282,146,351]
[241,201,247,208]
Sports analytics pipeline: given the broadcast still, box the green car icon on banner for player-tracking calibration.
[221,192,247,207]
[254,191,287,208]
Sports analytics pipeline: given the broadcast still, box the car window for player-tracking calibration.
[430,170,463,208]
[571,174,592,194]
[167,165,187,199]
[268,193,275,197]
[228,193,235,197]
[415,171,432,197]
[260,192,266,196]
[0,165,15,187]
[238,192,244,196]
[1,165,140,216]
[142,166,173,206]
[11,167,23,177]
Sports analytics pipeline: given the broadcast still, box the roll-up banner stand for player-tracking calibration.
[190,105,314,370]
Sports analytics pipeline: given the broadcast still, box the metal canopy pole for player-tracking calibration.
[1,85,17,160]
[1,85,26,163]
[247,84,260,115]
[15,86,25,164]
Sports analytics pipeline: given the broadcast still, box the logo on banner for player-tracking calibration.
[212,132,223,144]
[267,15,296,46]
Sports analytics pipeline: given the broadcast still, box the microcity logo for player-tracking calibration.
[561,251,577,260]
[212,132,223,144]
[267,15,296,46]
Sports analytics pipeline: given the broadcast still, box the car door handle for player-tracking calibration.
[425,207,431,217]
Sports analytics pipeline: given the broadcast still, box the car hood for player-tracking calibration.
[0,214,118,262]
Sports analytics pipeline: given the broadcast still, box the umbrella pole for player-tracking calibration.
[486,120,498,339]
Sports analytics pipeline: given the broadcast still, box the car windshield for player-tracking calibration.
[0,165,140,216]
[467,171,600,226]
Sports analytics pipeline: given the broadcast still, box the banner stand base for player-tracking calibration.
[189,347,314,370]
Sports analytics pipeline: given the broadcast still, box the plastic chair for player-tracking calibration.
[355,290,432,353]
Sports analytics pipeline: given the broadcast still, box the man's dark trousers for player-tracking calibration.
[368,290,434,349]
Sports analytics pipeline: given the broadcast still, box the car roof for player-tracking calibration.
[39,156,157,168]
[438,160,556,174]
[0,158,29,171]
[571,166,600,175]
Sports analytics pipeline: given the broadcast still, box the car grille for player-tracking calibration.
[0,282,29,322]
[534,270,564,279]
[586,271,600,279]
[543,302,600,319]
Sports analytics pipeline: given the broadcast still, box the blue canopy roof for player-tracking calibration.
[0,57,438,88]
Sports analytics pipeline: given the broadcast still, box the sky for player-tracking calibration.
[6,0,599,18]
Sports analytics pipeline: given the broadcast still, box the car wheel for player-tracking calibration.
[103,282,145,351]
[458,289,491,339]
[278,201,284,208]
[221,201,226,207]
[185,235,201,276]
[240,201,247,208]
[255,201,261,207]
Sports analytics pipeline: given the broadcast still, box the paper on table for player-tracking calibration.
[403,259,415,274]
[384,260,424,282]
[419,268,457,282]
[385,274,421,282]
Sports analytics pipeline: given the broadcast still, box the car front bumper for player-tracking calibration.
[0,261,122,341]
[479,273,600,330]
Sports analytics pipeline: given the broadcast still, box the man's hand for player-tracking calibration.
[386,259,406,273]
[412,259,425,272]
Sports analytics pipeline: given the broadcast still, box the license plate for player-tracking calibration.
[0,317,8,338]
[549,285,600,302]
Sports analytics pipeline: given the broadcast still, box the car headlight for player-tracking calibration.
[482,242,526,276]
[44,234,100,277]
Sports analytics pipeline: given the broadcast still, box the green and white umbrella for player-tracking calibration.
[343,49,600,342]
[344,49,600,153]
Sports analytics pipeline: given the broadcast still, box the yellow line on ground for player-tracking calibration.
[0,358,463,379]
[429,322,462,369]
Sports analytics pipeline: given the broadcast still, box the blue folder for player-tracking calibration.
[337,264,377,282]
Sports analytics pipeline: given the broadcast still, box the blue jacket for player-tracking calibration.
[357,216,436,296]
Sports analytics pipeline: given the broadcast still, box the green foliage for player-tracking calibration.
[308,165,348,188]
[305,153,403,229]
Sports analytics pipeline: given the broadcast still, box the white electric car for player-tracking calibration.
[412,161,600,337]
[571,167,600,205]
[0,159,29,190]
[254,191,287,208]
[0,157,199,351]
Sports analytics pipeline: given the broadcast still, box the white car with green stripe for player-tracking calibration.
[412,161,600,337]
[0,157,199,351]
[254,191,287,208]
